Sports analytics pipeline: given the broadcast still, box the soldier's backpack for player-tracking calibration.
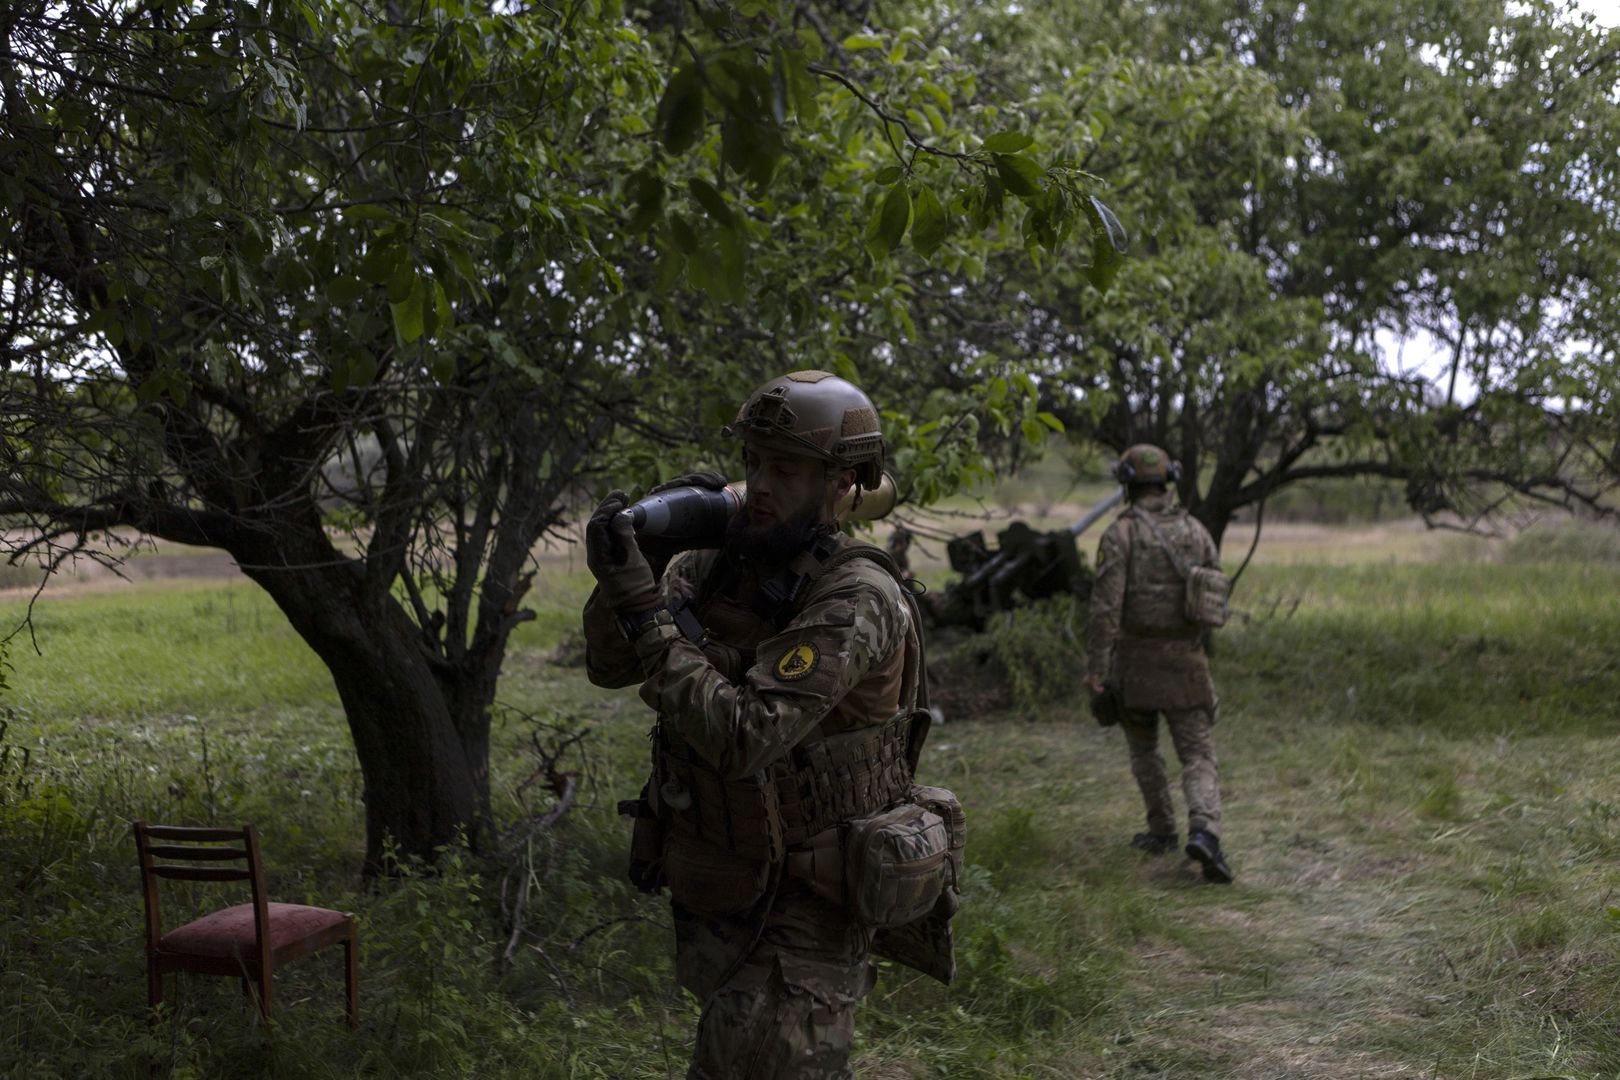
[1130,510,1230,629]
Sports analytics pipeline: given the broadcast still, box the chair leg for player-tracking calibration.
[344,931,359,1029]
[147,963,164,1020]
[238,969,272,1023]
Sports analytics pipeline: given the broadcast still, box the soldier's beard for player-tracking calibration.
[724,503,825,567]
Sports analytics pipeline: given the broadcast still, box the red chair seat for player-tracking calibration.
[161,902,349,960]
[136,823,358,1027]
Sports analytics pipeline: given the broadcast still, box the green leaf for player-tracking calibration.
[783,46,819,125]
[873,165,905,185]
[866,183,912,257]
[910,185,949,258]
[981,131,1035,154]
[722,117,782,189]
[842,33,883,51]
[669,213,699,254]
[1037,411,1065,433]
[769,45,790,127]
[358,244,402,285]
[994,154,1044,198]
[979,176,1005,227]
[687,178,737,229]
[391,277,426,345]
[340,204,393,223]
[386,260,417,305]
[657,65,705,154]
[1084,196,1130,293]
[433,279,453,332]
[326,275,365,307]
[625,168,665,233]
[655,240,684,292]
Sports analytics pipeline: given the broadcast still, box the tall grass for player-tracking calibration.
[3,554,1619,1077]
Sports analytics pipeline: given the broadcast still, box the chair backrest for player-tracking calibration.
[133,822,269,961]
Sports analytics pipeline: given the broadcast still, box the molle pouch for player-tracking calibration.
[907,785,966,887]
[618,783,665,894]
[1185,566,1230,628]
[661,836,772,917]
[844,802,951,929]
[653,734,784,918]
[1090,685,1125,727]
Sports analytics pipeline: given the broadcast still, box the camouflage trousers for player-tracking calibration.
[675,885,876,1080]
[1121,705,1221,838]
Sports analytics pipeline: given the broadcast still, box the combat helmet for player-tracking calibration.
[1113,443,1181,486]
[724,371,885,489]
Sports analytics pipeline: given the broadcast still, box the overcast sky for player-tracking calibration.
[1390,0,1615,397]
[1583,0,1620,23]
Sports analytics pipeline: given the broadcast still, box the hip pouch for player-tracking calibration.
[1185,566,1230,628]
[617,783,665,894]
[790,786,964,930]
[652,741,785,918]
[662,836,772,918]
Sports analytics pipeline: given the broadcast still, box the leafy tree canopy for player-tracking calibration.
[0,0,1125,867]
[893,0,1620,540]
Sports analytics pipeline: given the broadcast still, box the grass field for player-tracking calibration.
[2,519,1618,1078]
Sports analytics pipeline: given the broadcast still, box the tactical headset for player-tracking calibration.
[1112,447,1183,485]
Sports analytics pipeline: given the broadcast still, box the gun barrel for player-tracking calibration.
[1069,489,1125,537]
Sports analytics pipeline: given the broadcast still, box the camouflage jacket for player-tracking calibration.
[1085,491,1220,711]
[583,535,914,780]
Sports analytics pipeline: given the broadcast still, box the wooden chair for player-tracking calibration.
[133,822,358,1028]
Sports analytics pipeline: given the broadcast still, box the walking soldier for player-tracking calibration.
[1083,444,1234,883]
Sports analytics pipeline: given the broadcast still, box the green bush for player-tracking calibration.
[980,596,1089,715]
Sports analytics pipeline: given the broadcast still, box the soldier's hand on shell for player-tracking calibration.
[586,491,660,613]
[627,472,731,568]
[648,470,729,495]
[586,490,631,568]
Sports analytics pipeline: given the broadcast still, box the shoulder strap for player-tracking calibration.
[813,541,932,715]
[803,538,934,775]
[1126,507,1195,582]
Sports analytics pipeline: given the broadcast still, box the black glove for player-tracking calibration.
[585,491,660,613]
[648,470,729,495]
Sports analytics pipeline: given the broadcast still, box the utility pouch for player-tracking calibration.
[788,786,963,930]
[662,836,771,917]
[618,784,665,894]
[1184,566,1230,629]
[1131,510,1229,630]
[1089,685,1125,727]
[845,802,949,929]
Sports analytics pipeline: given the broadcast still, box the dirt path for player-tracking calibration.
[925,694,1618,1079]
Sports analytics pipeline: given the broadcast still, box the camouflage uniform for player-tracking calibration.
[584,534,917,1079]
[1085,490,1223,839]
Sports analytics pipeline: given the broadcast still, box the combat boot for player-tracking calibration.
[1185,829,1234,884]
[1130,831,1179,856]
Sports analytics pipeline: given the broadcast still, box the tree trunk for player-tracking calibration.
[234,528,489,874]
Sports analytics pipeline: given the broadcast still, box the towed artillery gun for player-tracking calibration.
[920,490,1123,633]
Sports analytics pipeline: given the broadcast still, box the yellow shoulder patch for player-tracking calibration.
[774,642,820,681]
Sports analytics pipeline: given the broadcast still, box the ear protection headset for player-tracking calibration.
[1112,454,1182,484]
